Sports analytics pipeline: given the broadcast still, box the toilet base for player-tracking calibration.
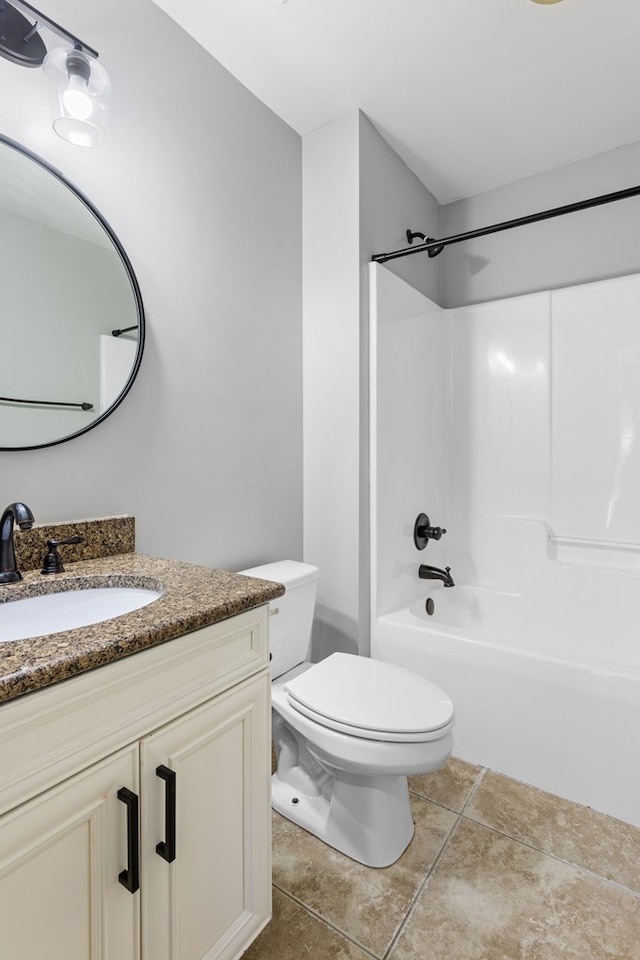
[271,766,415,868]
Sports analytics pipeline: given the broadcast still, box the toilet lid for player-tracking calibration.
[284,652,454,742]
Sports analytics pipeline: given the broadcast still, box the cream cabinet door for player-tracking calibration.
[0,744,140,960]
[140,671,271,960]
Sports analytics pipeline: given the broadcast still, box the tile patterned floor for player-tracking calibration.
[243,758,640,960]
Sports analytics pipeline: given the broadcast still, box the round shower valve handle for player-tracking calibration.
[413,513,447,550]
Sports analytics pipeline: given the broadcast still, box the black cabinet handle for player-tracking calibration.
[117,787,140,893]
[155,765,176,863]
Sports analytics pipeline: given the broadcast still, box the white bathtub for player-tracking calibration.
[371,585,640,829]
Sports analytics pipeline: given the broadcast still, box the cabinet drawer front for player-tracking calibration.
[140,672,272,960]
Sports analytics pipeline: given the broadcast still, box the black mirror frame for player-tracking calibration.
[0,134,145,452]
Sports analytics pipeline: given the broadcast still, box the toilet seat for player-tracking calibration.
[284,652,454,743]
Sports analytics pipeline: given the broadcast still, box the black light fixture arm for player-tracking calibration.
[372,184,640,263]
[7,0,99,59]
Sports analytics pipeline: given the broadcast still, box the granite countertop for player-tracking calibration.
[0,553,284,705]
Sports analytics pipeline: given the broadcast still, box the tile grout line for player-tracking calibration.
[381,810,465,960]
[459,764,488,814]
[459,767,640,897]
[408,765,488,817]
[456,815,640,899]
[271,882,383,959]
[382,767,489,960]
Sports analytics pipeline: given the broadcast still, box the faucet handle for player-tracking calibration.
[413,513,447,550]
[41,535,83,575]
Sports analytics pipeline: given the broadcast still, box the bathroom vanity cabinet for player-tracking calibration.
[0,606,271,960]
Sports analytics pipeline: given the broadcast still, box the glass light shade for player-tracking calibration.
[43,47,111,148]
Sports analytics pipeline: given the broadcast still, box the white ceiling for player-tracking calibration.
[151,0,640,204]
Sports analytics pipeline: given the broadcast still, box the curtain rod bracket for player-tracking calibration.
[406,230,445,258]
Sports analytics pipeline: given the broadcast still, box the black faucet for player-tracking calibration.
[418,564,455,588]
[0,502,35,584]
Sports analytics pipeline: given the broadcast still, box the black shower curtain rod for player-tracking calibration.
[371,184,640,263]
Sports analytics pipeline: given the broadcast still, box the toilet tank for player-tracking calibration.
[239,560,319,680]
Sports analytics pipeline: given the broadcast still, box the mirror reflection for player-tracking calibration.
[0,135,144,450]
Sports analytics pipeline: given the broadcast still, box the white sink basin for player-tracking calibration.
[0,587,162,643]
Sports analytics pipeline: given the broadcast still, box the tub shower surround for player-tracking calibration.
[369,265,640,828]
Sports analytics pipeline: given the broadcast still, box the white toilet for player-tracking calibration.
[240,560,454,868]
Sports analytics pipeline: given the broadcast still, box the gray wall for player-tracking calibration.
[0,0,303,571]
[441,141,640,308]
[359,115,442,304]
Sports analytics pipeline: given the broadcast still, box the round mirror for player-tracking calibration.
[0,135,144,450]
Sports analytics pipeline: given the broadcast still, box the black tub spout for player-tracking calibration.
[418,564,455,588]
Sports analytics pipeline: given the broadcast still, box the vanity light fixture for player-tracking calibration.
[0,0,110,147]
